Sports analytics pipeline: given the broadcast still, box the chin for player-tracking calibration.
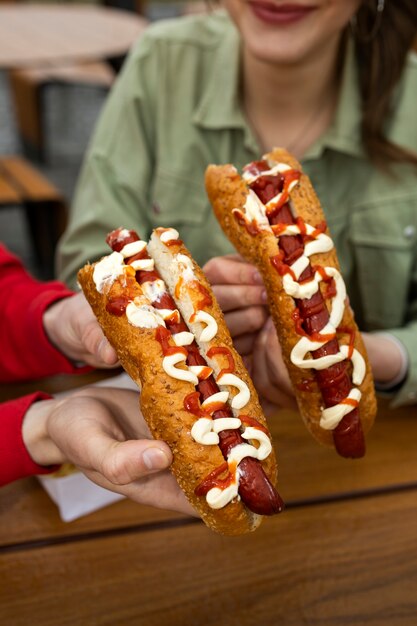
[245,35,312,67]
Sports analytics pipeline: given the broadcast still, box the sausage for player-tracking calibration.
[107,228,284,515]
[248,166,365,457]
[205,148,376,457]
[78,226,283,535]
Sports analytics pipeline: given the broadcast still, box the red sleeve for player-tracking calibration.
[0,392,60,486]
[0,244,90,382]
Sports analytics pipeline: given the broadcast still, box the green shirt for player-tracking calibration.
[58,11,417,407]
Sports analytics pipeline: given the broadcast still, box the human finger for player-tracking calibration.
[47,395,171,483]
[232,332,259,356]
[263,319,294,398]
[251,324,296,409]
[223,305,268,337]
[79,321,119,368]
[211,282,267,312]
[203,255,264,289]
[84,466,196,516]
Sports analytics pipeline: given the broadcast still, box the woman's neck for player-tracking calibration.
[242,37,343,157]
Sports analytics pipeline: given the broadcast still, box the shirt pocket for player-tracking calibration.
[150,169,235,266]
[349,198,417,330]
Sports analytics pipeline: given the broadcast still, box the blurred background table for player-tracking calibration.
[0,3,147,68]
[1,371,417,625]
[0,3,148,277]
[0,3,148,159]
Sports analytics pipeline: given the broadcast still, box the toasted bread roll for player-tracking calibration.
[206,148,376,458]
[78,227,283,535]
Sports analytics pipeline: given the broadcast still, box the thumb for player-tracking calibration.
[96,337,119,366]
[80,323,118,367]
[97,439,173,486]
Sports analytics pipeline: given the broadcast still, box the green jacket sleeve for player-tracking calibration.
[388,324,417,407]
[383,247,417,407]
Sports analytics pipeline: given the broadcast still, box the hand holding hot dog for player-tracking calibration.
[78,227,283,535]
[251,318,297,412]
[23,387,194,515]
[43,292,119,368]
[203,254,268,356]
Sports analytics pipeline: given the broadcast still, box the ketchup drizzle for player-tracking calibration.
[106,227,284,515]
[247,161,365,458]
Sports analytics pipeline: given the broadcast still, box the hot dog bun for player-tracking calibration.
[206,148,376,457]
[78,227,282,535]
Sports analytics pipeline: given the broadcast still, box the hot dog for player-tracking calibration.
[205,148,377,458]
[77,227,283,535]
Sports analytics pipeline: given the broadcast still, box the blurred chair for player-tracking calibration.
[8,62,115,163]
[0,156,68,277]
[7,1,206,162]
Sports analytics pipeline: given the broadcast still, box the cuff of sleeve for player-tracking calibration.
[380,329,417,408]
[0,392,60,486]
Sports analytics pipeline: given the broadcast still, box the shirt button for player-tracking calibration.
[403,225,415,239]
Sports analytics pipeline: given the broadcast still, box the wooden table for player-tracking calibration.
[1,373,417,625]
[0,3,147,68]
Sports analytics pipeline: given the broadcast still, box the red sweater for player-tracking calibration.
[0,245,87,485]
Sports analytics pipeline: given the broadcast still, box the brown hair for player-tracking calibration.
[354,0,417,168]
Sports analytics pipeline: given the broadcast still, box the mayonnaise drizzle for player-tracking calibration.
[320,388,362,430]
[176,253,195,282]
[189,365,213,379]
[191,310,218,343]
[242,161,292,184]
[159,228,180,244]
[216,373,251,410]
[191,417,241,446]
[201,391,229,408]
[126,301,166,329]
[242,427,272,459]
[141,278,166,302]
[172,331,194,346]
[93,251,124,293]
[251,160,366,429]
[232,190,272,231]
[205,436,273,509]
[93,229,273,510]
[157,308,180,322]
[162,352,199,385]
[129,258,155,271]
[207,483,239,510]
[120,240,147,258]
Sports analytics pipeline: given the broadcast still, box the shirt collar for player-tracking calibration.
[193,16,363,160]
[192,15,248,130]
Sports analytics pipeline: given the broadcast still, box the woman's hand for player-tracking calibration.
[43,292,119,368]
[203,254,268,355]
[250,317,296,413]
[22,387,195,516]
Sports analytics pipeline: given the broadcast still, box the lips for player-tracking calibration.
[248,1,316,26]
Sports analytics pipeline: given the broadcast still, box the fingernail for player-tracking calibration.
[99,339,116,363]
[253,270,263,285]
[261,289,268,303]
[99,338,110,355]
[143,447,169,470]
[266,317,275,331]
